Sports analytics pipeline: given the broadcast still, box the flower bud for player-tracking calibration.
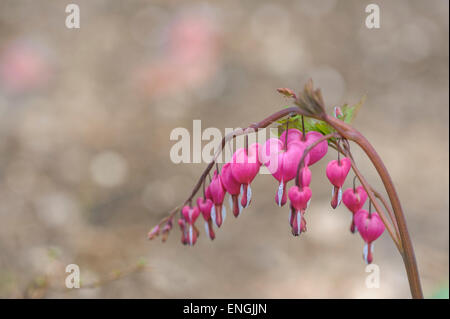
[147,225,160,240]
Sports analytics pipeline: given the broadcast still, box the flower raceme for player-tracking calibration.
[145,81,420,289]
[342,186,368,233]
[161,128,330,244]
[149,125,385,265]
[354,209,385,264]
[326,157,352,209]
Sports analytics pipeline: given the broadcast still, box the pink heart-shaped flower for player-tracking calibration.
[221,162,241,195]
[326,157,352,188]
[207,170,227,227]
[288,185,312,212]
[343,186,368,213]
[354,209,385,264]
[354,210,385,243]
[197,197,213,221]
[261,137,311,206]
[181,205,200,224]
[279,129,328,165]
[326,157,352,209]
[231,143,261,184]
[231,143,261,208]
[343,186,368,233]
[197,198,215,240]
[178,214,200,246]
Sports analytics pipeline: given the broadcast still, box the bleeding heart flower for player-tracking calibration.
[288,185,312,236]
[208,170,227,227]
[343,186,368,233]
[181,205,200,246]
[354,209,385,264]
[197,197,215,240]
[230,143,261,208]
[182,205,200,224]
[220,163,243,217]
[288,186,312,212]
[289,206,307,236]
[326,157,352,209]
[279,129,328,165]
[178,218,187,245]
[260,137,310,207]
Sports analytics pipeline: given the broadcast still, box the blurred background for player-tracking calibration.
[0,0,448,298]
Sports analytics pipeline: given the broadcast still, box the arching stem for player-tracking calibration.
[323,114,423,299]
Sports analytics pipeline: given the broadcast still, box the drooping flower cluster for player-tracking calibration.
[149,127,385,264]
[259,128,327,235]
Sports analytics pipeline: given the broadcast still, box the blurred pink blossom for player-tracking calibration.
[0,41,52,95]
[137,13,220,97]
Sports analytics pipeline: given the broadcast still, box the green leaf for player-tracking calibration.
[275,95,365,141]
[314,120,333,135]
[277,115,316,136]
[430,285,449,299]
[341,95,365,124]
[136,257,147,268]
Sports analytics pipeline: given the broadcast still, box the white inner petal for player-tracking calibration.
[277,180,284,207]
[211,206,216,227]
[247,184,252,208]
[238,194,243,214]
[337,187,343,206]
[363,243,369,264]
[204,221,210,237]
[222,205,227,223]
[189,225,193,246]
